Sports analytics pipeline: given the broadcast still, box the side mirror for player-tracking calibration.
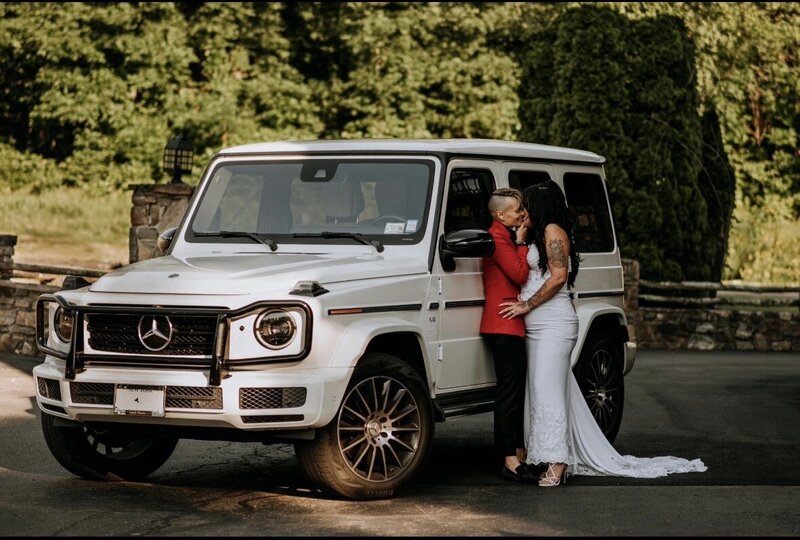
[157,227,178,255]
[438,229,495,272]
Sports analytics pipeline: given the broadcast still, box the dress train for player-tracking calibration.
[563,371,707,477]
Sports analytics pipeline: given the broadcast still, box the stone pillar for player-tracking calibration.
[129,183,195,263]
[621,258,639,312]
[0,235,16,280]
[621,258,640,343]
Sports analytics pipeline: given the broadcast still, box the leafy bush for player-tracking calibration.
[0,143,64,192]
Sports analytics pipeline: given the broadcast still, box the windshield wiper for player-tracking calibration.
[293,232,384,253]
[196,231,278,252]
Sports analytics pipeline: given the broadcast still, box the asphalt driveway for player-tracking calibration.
[0,349,797,536]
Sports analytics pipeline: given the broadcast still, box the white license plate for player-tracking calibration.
[114,385,166,417]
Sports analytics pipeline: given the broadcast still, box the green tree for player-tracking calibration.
[626,14,707,281]
[176,2,323,168]
[599,2,799,283]
[697,106,737,281]
[284,2,520,139]
[518,5,734,281]
[0,2,195,190]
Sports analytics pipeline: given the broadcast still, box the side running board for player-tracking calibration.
[432,387,496,421]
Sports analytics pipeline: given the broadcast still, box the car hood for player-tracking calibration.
[89,253,427,295]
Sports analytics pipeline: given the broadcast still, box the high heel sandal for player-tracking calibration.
[538,463,567,487]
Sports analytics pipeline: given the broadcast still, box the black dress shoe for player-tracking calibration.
[500,463,538,484]
[525,462,548,477]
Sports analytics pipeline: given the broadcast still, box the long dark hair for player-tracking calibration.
[522,181,580,288]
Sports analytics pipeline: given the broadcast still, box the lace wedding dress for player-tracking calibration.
[521,246,706,478]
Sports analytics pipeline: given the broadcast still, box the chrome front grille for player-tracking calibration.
[70,382,223,409]
[240,387,307,409]
[85,313,217,356]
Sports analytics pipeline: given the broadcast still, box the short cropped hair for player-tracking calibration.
[488,187,523,214]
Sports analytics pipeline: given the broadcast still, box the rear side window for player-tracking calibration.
[508,169,551,192]
[444,168,495,234]
[563,172,614,253]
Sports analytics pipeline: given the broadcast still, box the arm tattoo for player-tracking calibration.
[547,238,568,268]
[524,284,549,310]
[523,237,568,311]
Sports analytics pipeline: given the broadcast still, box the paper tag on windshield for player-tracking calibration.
[383,222,406,234]
[405,220,419,233]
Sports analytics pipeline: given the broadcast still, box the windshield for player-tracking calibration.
[188,158,435,247]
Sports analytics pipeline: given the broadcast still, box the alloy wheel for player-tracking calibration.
[336,375,421,482]
[580,348,622,437]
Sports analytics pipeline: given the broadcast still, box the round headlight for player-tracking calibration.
[254,309,297,349]
[53,306,74,342]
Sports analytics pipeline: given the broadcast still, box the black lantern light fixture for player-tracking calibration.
[163,134,193,184]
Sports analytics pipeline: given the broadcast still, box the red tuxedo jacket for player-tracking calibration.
[480,220,530,337]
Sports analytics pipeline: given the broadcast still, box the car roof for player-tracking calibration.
[216,138,605,165]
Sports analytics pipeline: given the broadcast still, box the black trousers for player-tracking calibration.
[483,333,527,457]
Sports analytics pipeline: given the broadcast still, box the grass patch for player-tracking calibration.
[0,186,130,269]
[725,216,800,286]
[723,194,800,286]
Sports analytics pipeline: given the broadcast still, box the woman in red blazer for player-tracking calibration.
[480,188,536,483]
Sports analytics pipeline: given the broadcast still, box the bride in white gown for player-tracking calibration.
[500,181,706,487]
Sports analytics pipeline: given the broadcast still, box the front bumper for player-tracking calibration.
[33,358,352,432]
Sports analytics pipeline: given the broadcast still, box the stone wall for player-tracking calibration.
[620,257,799,351]
[0,235,63,354]
[632,308,798,351]
[0,276,58,356]
[1,236,58,354]
[130,183,195,263]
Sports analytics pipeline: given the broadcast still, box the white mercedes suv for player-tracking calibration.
[34,139,636,499]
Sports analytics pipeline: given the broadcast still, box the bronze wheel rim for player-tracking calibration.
[336,375,421,482]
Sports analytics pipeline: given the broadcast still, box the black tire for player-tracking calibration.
[40,412,178,481]
[572,332,625,443]
[295,353,434,500]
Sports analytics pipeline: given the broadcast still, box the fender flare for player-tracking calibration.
[572,304,628,369]
[329,316,432,383]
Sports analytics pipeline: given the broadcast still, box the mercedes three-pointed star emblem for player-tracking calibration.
[137,315,174,352]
